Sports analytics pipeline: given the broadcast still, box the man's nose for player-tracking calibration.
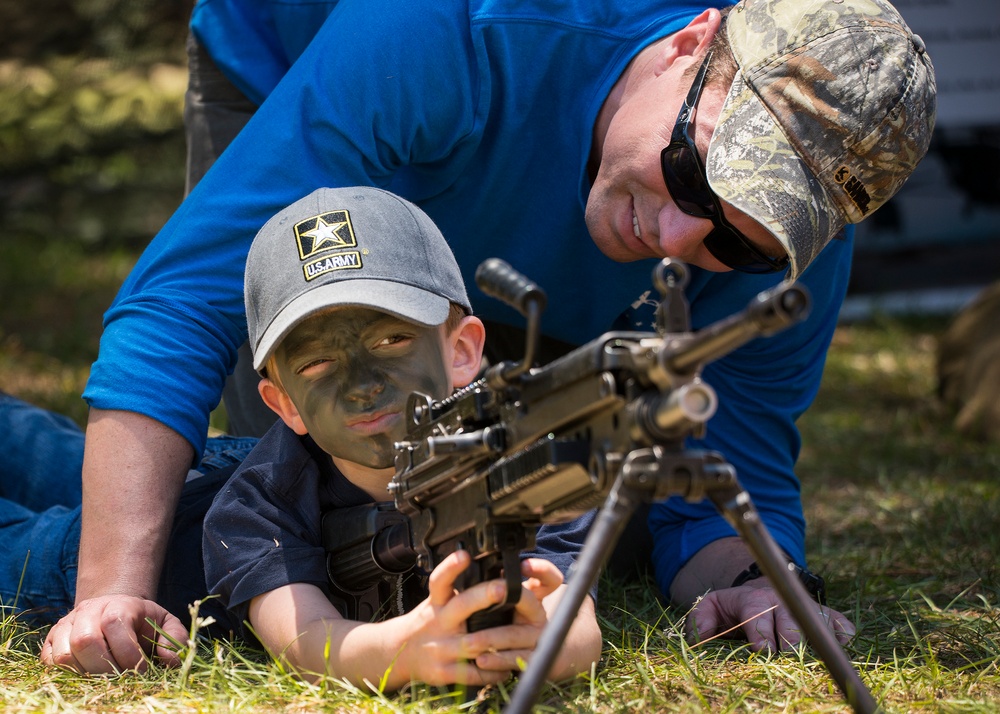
[657,203,713,255]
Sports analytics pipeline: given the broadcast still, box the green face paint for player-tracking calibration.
[272,308,450,469]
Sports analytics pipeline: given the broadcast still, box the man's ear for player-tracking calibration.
[258,378,309,435]
[448,315,487,388]
[653,8,722,74]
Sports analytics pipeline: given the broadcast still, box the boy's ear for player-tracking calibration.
[448,315,487,389]
[258,378,309,435]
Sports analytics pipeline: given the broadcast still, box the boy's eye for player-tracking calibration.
[295,358,335,376]
[375,333,413,348]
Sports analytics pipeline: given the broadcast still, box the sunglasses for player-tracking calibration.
[660,53,789,274]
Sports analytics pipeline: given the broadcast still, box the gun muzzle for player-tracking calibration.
[633,379,718,441]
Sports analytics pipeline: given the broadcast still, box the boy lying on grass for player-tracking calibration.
[202,186,602,687]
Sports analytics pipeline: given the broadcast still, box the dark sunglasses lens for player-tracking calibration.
[704,228,783,274]
[661,146,715,218]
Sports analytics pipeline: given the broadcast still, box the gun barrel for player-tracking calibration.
[649,380,718,435]
[663,282,811,375]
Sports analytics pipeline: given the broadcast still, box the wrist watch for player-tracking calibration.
[731,561,827,606]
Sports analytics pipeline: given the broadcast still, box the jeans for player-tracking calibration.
[0,393,257,626]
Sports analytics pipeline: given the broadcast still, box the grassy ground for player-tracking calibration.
[2,234,999,711]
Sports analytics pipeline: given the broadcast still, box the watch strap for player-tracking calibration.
[731,561,827,606]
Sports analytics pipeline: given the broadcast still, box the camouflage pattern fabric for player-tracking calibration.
[706,0,937,279]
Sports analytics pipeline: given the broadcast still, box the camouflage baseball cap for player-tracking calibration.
[706,0,937,280]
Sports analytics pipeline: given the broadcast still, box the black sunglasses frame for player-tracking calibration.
[659,53,789,274]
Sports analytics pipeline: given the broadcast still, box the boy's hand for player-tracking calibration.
[470,557,563,675]
[518,557,564,603]
[396,550,549,686]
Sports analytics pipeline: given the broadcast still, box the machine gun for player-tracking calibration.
[325,257,879,714]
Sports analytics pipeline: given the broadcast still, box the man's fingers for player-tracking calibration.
[744,608,780,651]
[40,596,189,674]
[685,599,722,643]
[151,617,189,667]
[770,607,802,651]
[688,585,858,653]
[770,604,857,651]
[98,608,155,672]
[830,610,857,644]
[41,621,87,673]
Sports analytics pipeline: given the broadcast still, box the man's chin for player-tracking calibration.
[587,228,647,263]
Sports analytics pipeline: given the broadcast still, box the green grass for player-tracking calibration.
[3,289,1000,710]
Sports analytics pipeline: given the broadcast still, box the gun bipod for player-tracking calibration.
[503,450,881,714]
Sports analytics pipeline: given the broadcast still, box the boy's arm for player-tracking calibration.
[248,550,559,689]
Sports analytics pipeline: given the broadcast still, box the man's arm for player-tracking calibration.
[649,237,856,650]
[671,537,855,651]
[40,409,192,673]
[670,536,750,605]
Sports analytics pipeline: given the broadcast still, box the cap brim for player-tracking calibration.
[251,279,452,371]
[705,72,843,280]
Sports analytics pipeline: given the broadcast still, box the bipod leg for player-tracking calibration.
[703,461,881,714]
[504,471,644,714]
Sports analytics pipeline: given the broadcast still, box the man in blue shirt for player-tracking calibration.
[29,0,934,673]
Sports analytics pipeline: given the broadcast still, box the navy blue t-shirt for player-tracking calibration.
[202,422,596,637]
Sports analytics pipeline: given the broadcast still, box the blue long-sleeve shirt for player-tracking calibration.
[83,0,852,595]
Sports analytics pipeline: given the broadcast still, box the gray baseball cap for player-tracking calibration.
[706,0,937,280]
[245,186,471,372]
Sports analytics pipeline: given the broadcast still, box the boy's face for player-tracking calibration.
[271,307,451,469]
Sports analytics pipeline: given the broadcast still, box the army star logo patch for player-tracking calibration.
[294,210,358,260]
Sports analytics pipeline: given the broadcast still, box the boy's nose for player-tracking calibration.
[345,367,387,404]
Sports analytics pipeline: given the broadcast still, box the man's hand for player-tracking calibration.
[671,537,856,651]
[50,410,194,674]
[40,595,189,673]
[686,579,856,651]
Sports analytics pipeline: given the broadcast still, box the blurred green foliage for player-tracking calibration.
[0,0,192,250]
[0,0,193,420]
[0,0,190,63]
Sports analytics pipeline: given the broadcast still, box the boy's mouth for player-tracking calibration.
[344,410,402,436]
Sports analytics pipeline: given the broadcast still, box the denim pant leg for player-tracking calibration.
[0,393,84,511]
[0,499,80,623]
[196,436,258,474]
